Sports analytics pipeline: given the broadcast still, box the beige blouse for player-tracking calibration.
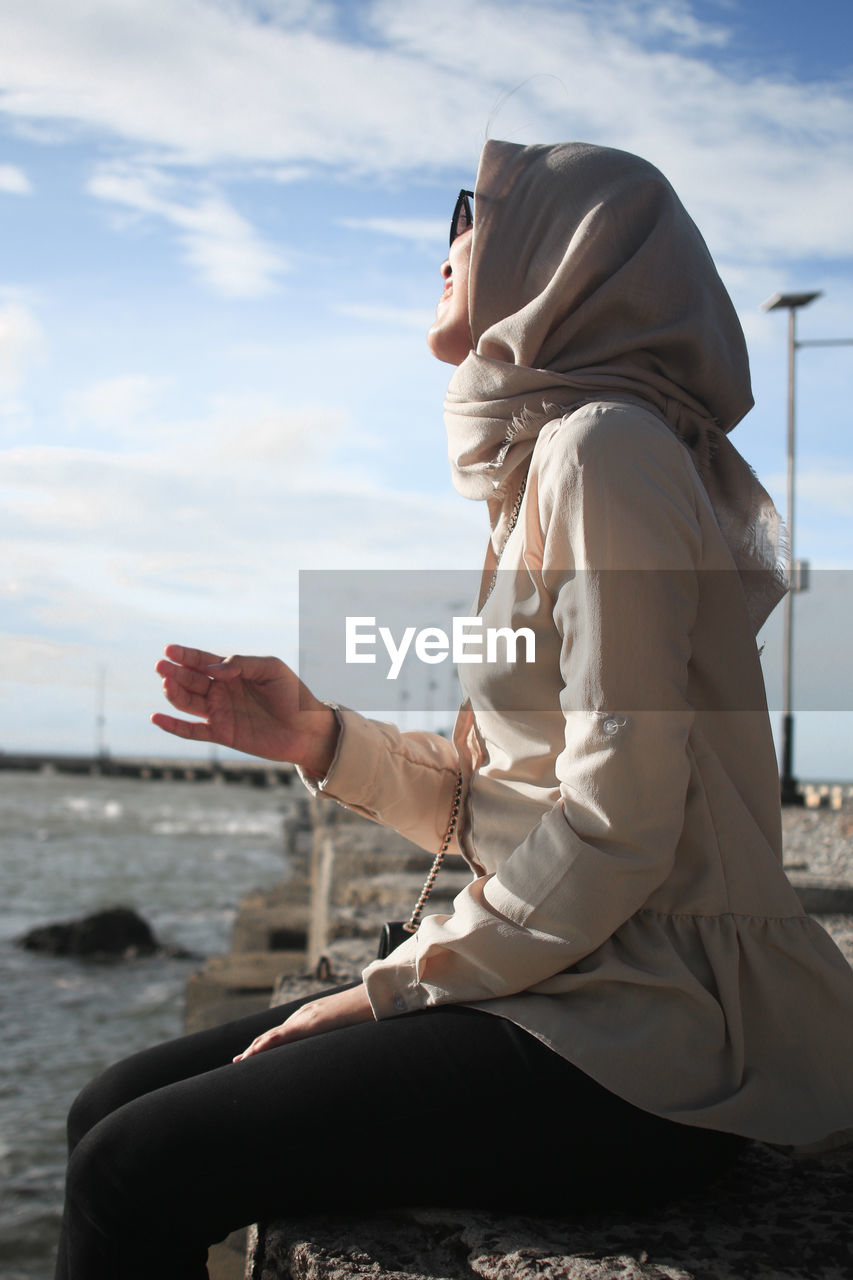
[307,402,853,1147]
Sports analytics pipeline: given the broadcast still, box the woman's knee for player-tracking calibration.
[65,1117,140,1243]
[66,1050,153,1153]
[66,1071,111,1154]
[66,1087,189,1237]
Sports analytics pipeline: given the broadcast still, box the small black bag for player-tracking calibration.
[377,921,413,959]
[376,771,463,962]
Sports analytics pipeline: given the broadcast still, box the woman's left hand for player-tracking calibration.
[233,983,375,1062]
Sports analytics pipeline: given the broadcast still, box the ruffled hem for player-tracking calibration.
[469,909,853,1146]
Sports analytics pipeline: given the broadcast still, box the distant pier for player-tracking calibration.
[0,750,849,803]
[0,751,295,787]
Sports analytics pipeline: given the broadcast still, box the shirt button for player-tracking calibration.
[602,715,626,735]
[392,994,407,1012]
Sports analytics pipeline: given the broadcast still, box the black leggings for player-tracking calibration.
[55,986,744,1280]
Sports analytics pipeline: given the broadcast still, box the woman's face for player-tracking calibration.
[427,227,474,366]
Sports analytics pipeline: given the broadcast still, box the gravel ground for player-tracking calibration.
[782,805,853,965]
[782,805,853,878]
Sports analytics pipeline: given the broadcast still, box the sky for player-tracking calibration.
[1,0,852,779]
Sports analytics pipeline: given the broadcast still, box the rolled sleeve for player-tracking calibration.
[299,704,463,856]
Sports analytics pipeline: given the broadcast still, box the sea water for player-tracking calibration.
[0,769,298,1280]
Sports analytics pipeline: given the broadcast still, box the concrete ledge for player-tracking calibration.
[231,883,311,953]
[185,951,307,1032]
[247,1139,853,1280]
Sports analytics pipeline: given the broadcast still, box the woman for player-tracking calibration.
[56,141,853,1280]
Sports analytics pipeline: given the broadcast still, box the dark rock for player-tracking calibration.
[16,906,188,960]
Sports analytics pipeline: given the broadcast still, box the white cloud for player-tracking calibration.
[0,163,32,194]
[65,374,169,437]
[0,633,98,687]
[626,0,731,49]
[0,385,482,584]
[367,0,853,261]
[200,395,346,467]
[88,165,289,297]
[175,196,288,298]
[0,299,42,389]
[0,296,44,432]
[0,0,470,170]
[0,402,484,751]
[338,217,446,246]
[0,0,846,268]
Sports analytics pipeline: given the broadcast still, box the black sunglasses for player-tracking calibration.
[450,189,474,247]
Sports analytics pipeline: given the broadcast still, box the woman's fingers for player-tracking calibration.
[233,1025,289,1062]
[152,645,304,758]
[162,643,225,672]
[149,712,212,741]
[151,659,220,738]
[161,679,211,721]
[158,646,289,688]
[155,660,213,697]
[155,663,214,720]
[233,1001,325,1061]
[160,645,252,684]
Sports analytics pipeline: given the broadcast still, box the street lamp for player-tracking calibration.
[761,291,853,803]
[760,291,821,804]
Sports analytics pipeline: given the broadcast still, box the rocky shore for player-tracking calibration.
[192,795,853,1280]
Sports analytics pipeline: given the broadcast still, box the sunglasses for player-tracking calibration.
[450,189,474,247]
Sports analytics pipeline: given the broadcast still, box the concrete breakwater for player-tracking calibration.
[191,798,853,1280]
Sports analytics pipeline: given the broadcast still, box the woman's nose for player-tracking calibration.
[441,259,452,280]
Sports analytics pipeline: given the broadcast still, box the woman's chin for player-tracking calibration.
[427,325,472,366]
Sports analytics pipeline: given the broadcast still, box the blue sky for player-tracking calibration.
[1,0,852,778]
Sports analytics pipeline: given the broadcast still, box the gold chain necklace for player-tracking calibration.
[483,476,527,605]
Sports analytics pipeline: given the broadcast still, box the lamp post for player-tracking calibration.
[760,291,821,804]
[761,292,853,803]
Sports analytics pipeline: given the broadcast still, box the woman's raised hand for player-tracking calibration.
[151,644,340,777]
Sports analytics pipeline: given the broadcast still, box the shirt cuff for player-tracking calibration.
[294,703,345,795]
[296,702,390,809]
[362,936,430,1018]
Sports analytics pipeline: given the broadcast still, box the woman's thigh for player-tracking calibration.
[68,1001,521,1249]
[68,998,742,1243]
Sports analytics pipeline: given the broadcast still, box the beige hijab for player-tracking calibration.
[444,140,786,631]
